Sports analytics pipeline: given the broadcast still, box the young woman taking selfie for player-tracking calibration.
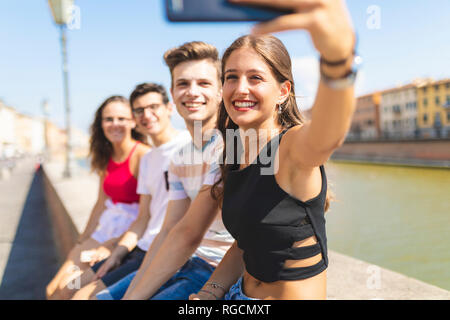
[190,0,358,300]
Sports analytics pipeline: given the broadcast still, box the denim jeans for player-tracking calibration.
[224,277,259,300]
[96,256,215,300]
[96,271,137,300]
[92,248,145,287]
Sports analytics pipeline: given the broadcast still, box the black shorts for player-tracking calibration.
[91,247,146,287]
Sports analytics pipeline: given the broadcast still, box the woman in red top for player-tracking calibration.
[46,96,149,300]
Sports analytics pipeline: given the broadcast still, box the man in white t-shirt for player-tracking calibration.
[70,83,190,300]
[96,41,235,300]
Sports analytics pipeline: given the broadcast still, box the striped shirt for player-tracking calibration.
[168,133,233,266]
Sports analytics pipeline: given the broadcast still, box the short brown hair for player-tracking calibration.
[163,41,221,86]
[129,83,169,108]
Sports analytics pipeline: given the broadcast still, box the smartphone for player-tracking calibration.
[165,0,294,22]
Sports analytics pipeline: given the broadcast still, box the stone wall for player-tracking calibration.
[333,139,450,166]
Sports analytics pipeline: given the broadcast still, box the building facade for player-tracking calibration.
[349,92,381,140]
[416,78,450,138]
[380,84,418,139]
[1,100,88,159]
[0,101,17,158]
[14,113,45,155]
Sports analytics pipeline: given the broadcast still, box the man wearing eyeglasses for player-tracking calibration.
[69,83,191,299]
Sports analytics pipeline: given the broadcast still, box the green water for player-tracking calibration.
[325,161,450,291]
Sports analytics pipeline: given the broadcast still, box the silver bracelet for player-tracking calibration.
[198,289,219,300]
[205,281,226,293]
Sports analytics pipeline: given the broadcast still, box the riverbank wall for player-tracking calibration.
[332,139,450,168]
[41,161,450,300]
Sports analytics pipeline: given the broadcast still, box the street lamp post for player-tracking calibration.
[48,0,74,178]
[42,99,50,161]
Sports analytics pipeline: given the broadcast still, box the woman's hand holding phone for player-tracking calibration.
[231,0,355,62]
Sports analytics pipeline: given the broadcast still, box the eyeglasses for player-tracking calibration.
[132,104,164,117]
[102,117,132,125]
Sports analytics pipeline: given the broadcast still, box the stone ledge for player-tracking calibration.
[41,162,97,259]
[41,161,450,300]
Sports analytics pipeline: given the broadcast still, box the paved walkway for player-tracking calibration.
[0,159,59,299]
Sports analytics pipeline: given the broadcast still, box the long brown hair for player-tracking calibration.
[89,95,146,174]
[211,34,332,212]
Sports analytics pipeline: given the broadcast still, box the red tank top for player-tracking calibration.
[103,142,140,204]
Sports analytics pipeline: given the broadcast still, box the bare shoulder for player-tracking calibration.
[278,123,307,165]
[276,123,320,198]
[136,143,151,157]
[129,142,151,177]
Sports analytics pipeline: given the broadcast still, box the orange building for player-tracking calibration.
[349,92,381,140]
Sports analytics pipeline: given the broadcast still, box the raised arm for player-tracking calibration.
[234,0,356,167]
[123,185,219,300]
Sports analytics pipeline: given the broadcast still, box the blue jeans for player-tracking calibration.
[224,277,259,300]
[96,256,215,300]
[91,248,145,287]
[96,271,137,300]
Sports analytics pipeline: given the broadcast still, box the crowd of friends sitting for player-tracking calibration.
[45,0,357,300]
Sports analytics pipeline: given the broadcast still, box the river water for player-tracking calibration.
[325,161,450,291]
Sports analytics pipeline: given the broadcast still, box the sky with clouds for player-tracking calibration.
[1,0,449,132]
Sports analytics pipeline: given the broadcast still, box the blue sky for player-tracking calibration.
[1,0,449,132]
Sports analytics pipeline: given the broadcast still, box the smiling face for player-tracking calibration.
[170,59,222,126]
[223,48,290,131]
[101,101,135,144]
[131,91,173,137]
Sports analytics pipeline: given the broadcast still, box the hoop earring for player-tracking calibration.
[277,104,283,114]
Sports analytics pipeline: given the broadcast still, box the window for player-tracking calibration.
[423,98,428,107]
[423,114,428,123]
[423,87,427,93]
[447,112,450,122]
[435,96,440,106]
[435,84,440,92]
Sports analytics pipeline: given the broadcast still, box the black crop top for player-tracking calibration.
[222,130,328,282]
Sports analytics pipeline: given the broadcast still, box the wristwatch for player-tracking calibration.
[320,53,362,90]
